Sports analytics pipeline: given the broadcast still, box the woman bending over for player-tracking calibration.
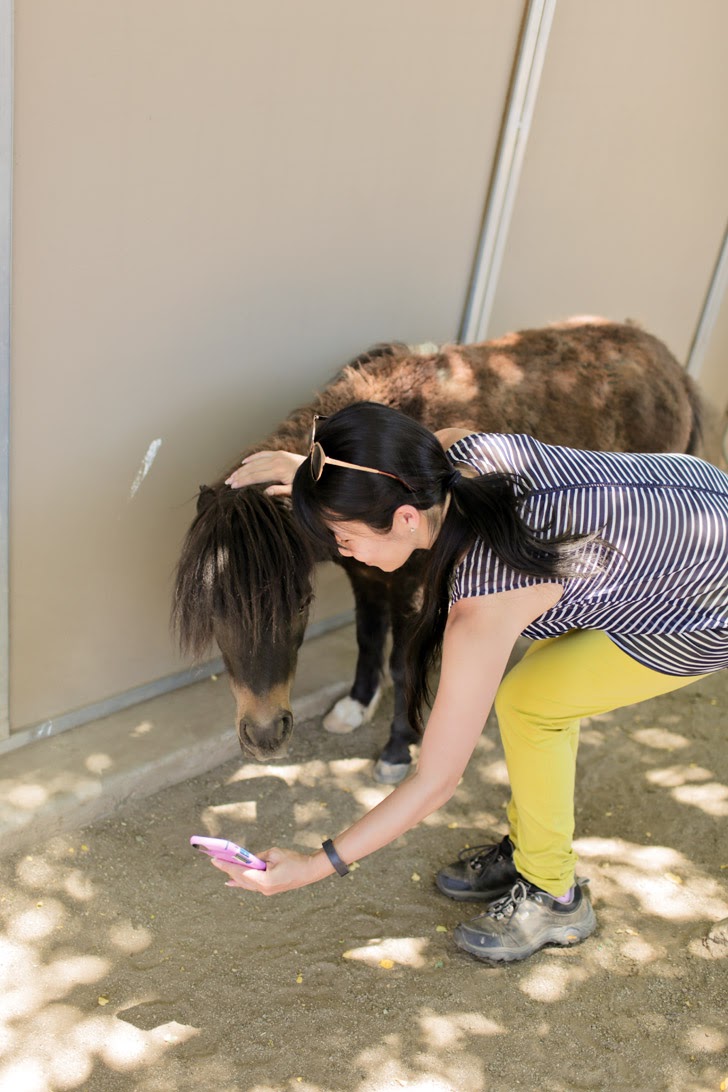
[219,401,728,964]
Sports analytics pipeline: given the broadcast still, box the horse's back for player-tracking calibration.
[368,319,700,456]
[249,318,701,467]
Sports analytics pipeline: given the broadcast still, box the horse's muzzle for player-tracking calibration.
[237,709,294,760]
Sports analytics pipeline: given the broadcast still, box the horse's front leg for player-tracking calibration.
[372,565,423,784]
[322,562,389,734]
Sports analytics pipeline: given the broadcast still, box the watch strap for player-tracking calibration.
[322,838,350,877]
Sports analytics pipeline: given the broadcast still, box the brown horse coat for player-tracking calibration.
[174,319,702,776]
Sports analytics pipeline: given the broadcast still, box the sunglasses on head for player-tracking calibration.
[308,415,413,490]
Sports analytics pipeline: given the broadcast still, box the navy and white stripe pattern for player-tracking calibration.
[448,433,728,677]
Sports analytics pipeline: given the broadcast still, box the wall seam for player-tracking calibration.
[459,0,557,343]
[686,221,728,380]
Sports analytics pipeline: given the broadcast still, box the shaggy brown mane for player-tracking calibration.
[172,484,314,667]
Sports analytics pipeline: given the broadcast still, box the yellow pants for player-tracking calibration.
[493,629,708,896]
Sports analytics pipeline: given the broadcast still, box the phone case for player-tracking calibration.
[190,835,267,870]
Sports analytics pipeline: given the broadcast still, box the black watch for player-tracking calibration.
[322,838,350,877]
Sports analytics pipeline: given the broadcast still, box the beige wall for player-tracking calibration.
[8,1,728,737]
[9,1,522,729]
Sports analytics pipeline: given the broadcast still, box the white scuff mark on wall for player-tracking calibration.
[129,438,162,499]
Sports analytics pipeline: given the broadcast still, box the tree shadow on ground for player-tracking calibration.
[0,663,726,1091]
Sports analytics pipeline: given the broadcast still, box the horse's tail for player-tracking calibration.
[171,485,314,660]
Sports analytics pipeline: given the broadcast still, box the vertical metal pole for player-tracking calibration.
[686,222,728,380]
[460,0,557,344]
[0,0,12,738]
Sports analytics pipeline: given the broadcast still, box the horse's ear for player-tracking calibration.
[196,484,215,514]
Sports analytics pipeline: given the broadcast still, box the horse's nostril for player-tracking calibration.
[238,711,293,756]
[238,718,260,748]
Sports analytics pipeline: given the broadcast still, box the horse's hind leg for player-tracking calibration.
[372,575,422,784]
[322,566,388,734]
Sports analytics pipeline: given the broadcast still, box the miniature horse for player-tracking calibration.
[173,319,702,782]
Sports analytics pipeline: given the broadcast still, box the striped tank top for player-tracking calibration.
[448,433,728,676]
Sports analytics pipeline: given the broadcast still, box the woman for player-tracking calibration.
[217,401,728,963]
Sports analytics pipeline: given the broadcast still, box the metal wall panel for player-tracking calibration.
[488,0,728,367]
[9,1,521,730]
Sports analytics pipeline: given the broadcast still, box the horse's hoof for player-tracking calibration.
[373,758,412,784]
[322,689,382,734]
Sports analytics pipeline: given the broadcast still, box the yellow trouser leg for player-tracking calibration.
[494,630,707,896]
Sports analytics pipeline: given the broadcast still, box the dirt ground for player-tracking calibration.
[1,650,727,1092]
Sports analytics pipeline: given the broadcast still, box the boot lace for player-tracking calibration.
[487,879,536,921]
[458,837,511,874]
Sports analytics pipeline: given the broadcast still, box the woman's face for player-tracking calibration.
[327,514,421,572]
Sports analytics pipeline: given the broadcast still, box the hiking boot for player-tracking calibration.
[436,835,518,902]
[453,878,597,963]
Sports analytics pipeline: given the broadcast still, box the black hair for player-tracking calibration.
[292,402,607,734]
[292,403,449,549]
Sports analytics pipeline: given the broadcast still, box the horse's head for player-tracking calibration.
[172,484,315,759]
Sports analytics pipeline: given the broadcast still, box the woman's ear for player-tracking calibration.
[393,505,422,535]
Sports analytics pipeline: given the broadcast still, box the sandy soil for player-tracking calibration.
[1,651,727,1092]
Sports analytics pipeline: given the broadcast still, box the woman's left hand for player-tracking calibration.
[210,847,322,895]
[225,450,305,494]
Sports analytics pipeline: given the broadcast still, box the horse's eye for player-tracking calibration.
[298,596,312,615]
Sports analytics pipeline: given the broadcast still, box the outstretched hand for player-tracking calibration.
[225,450,305,495]
[210,847,323,895]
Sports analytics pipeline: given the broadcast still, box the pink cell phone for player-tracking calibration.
[190,835,267,870]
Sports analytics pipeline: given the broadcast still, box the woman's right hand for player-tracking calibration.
[225,450,305,495]
[210,847,332,894]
